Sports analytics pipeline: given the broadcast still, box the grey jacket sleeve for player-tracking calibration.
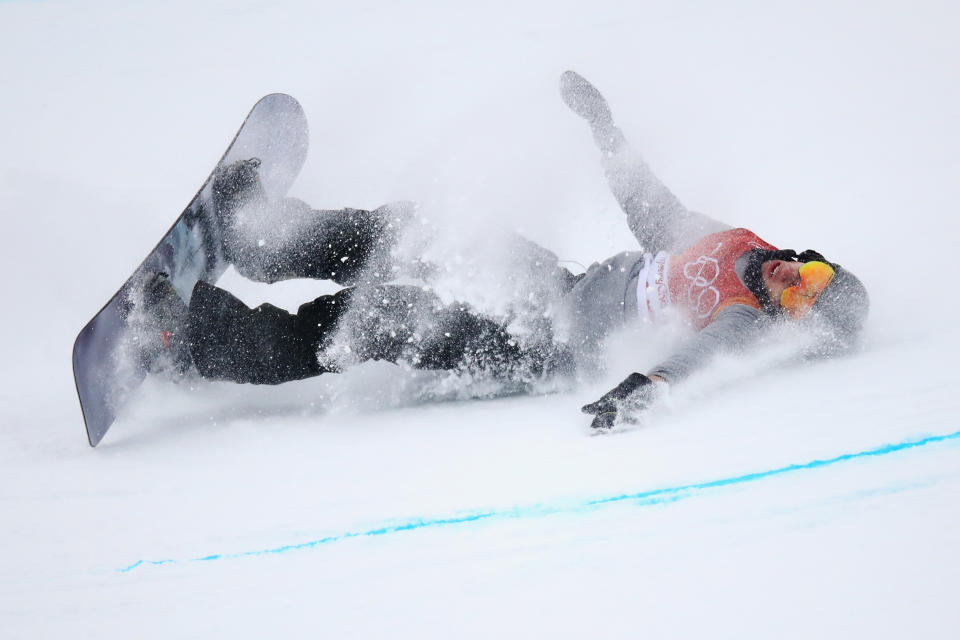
[600,133,731,254]
[561,71,730,253]
[648,304,766,384]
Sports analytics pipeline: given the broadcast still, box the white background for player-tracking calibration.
[2,0,959,637]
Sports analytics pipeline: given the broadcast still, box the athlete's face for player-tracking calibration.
[761,259,803,304]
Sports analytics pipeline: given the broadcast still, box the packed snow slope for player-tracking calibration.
[2,1,960,637]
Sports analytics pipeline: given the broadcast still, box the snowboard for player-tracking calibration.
[73,94,310,447]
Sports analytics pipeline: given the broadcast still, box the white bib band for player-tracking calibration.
[635,251,670,323]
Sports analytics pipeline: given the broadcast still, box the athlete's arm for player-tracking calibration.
[560,70,730,253]
[602,150,730,253]
[581,305,766,430]
[648,304,766,384]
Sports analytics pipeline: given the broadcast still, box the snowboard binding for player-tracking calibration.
[138,272,193,376]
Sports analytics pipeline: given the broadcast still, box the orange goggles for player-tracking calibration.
[780,261,835,318]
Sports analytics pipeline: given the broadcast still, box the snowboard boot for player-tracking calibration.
[212,157,265,220]
[139,272,194,376]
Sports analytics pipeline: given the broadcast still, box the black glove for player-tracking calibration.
[560,71,613,127]
[581,372,657,430]
[559,71,627,155]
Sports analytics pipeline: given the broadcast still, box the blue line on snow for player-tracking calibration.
[117,428,960,573]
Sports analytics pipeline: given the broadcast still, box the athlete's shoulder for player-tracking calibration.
[716,227,778,250]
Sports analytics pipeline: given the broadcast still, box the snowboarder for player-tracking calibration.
[143,72,869,430]
[556,71,869,428]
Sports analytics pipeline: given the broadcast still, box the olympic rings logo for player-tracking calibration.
[682,242,722,318]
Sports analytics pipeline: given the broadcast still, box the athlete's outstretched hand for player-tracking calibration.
[581,372,660,430]
[560,70,627,156]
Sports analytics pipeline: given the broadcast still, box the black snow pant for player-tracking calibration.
[187,281,571,385]
[220,198,417,286]
[212,157,420,286]
[203,167,578,384]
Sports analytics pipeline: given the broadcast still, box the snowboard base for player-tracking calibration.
[73,94,309,446]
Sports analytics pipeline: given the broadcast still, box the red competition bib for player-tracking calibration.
[666,228,778,329]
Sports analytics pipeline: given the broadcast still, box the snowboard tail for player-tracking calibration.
[73,94,309,446]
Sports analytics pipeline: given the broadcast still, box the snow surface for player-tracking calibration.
[3,0,960,637]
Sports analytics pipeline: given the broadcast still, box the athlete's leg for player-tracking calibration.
[212,158,420,286]
[222,198,416,286]
[186,280,350,384]
[186,282,573,386]
[320,284,573,381]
